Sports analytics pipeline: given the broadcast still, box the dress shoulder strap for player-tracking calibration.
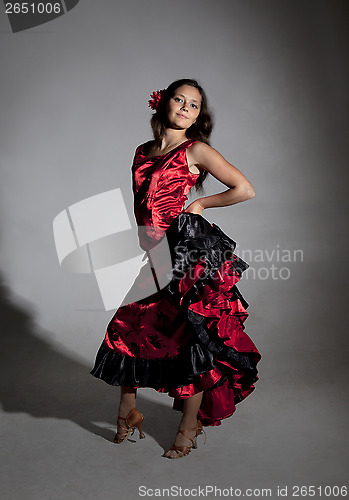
[185,139,198,148]
[135,142,147,156]
[177,139,198,152]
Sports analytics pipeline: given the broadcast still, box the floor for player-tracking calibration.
[1,351,347,500]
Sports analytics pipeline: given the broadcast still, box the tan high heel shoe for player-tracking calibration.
[113,407,146,443]
[164,419,206,459]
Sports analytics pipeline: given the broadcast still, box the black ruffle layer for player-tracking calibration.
[91,339,221,391]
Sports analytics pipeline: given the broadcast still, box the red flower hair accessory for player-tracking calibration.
[148,89,165,111]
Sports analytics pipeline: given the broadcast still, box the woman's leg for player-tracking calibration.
[114,386,138,441]
[164,390,204,458]
[118,386,137,417]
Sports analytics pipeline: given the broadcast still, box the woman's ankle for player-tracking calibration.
[118,402,136,417]
[179,415,199,430]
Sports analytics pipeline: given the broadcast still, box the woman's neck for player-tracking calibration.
[157,129,188,151]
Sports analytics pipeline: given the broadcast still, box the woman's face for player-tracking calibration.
[166,84,202,130]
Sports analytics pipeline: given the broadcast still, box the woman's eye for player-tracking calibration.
[174,97,182,102]
[191,104,198,109]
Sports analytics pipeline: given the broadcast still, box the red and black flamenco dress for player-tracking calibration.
[90,139,262,427]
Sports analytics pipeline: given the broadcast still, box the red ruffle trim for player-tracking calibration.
[158,258,261,426]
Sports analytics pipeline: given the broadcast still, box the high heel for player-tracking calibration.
[113,407,145,443]
[164,419,206,459]
[193,419,206,449]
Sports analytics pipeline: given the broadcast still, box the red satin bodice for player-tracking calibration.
[131,140,199,248]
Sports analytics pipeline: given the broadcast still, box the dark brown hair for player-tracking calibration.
[150,78,214,192]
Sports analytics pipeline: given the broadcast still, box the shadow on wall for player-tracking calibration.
[0,273,179,450]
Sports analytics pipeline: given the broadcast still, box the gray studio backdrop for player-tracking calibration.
[1,1,348,499]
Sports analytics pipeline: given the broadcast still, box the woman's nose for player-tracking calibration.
[180,102,188,111]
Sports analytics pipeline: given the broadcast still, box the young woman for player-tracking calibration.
[90,78,261,459]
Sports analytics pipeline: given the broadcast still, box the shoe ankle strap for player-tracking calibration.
[177,427,197,445]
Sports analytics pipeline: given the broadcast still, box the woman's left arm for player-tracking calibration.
[185,142,255,215]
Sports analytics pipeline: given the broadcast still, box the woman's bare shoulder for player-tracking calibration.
[187,141,219,165]
[189,140,212,153]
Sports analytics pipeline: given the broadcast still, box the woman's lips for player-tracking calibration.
[177,113,188,119]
